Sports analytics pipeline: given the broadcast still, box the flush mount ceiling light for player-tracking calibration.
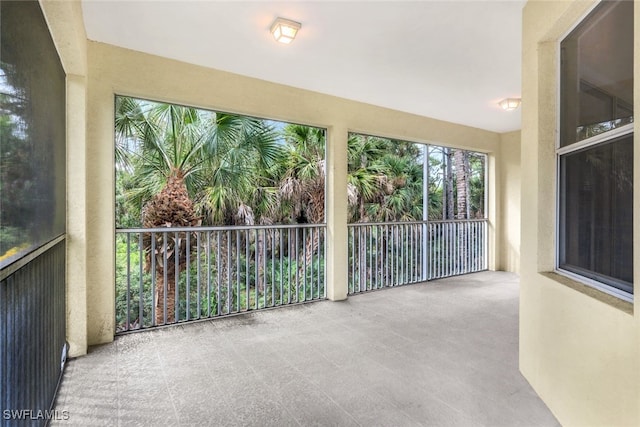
[270,17,301,44]
[498,98,521,111]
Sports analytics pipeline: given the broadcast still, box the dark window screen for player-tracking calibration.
[559,134,633,293]
[560,1,634,146]
[0,0,66,268]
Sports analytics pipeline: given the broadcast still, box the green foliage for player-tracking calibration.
[114,233,326,331]
[115,96,486,228]
[115,97,283,227]
[113,97,487,330]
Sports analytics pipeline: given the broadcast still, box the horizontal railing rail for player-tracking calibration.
[348,219,487,294]
[115,224,326,333]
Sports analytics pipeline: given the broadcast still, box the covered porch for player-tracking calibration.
[53,272,558,426]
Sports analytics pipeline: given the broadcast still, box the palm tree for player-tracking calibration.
[278,124,326,224]
[115,97,281,323]
[347,134,388,222]
[197,114,281,226]
[275,124,327,299]
[116,99,206,324]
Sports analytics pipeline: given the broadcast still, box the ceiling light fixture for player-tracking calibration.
[498,98,521,111]
[270,17,301,44]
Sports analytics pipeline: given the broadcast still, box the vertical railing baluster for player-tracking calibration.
[350,227,355,293]
[303,227,307,301]
[450,222,454,275]
[472,221,476,272]
[474,221,477,271]
[400,224,404,285]
[309,227,315,299]
[279,229,284,305]
[262,228,267,308]
[227,230,232,314]
[383,224,387,287]
[138,233,144,329]
[389,223,392,285]
[186,232,190,321]
[323,226,327,298]
[216,231,221,316]
[151,233,156,325]
[474,221,477,272]
[405,225,408,284]
[295,227,299,302]
[428,221,432,280]
[408,224,411,283]
[438,223,442,278]
[375,225,379,289]
[408,224,412,283]
[447,222,451,277]
[442,222,446,277]
[126,233,131,331]
[236,229,241,312]
[399,224,402,285]
[469,221,472,272]
[431,223,435,279]
[206,232,211,318]
[319,227,324,298]
[163,232,168,325]
[412,224,416,283]
[470,221,474,272]
[271,229,275,307]
[431,224,435,279]
[245,230,250,311]
[357,225,360,292]
[174,231,179,323]
[255,229,259,310]
[479,221,481,270]
[196,232,201,319]
[287,228,292,304]
[364,225,373,291]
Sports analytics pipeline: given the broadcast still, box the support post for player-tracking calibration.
[326,125,348,301]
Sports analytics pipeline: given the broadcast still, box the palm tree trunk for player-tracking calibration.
[445,148,454,220]
[454,150,469,271]
[154,264,177,325]
[454,150,468,220]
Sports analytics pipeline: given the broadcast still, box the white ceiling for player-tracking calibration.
[81,0,525,133]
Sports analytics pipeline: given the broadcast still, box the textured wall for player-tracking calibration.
[499,131,521,273]
[520,1,639,425]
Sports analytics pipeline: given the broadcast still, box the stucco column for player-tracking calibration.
[85,71,116,346]
[486,152,499,271]
[325,125,348,301]
[66,74,88,357]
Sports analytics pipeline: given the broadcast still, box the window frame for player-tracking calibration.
[554,0,634,303]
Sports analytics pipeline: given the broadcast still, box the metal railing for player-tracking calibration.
[1,236,67,427]
[348,219,487,294]
[115,224,326,333]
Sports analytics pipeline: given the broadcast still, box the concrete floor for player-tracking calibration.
[52,271,559,427]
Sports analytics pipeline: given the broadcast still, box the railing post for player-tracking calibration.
[422,144,429,281]
[326,126,349,301]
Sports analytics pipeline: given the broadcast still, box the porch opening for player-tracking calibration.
[114,97,327,333]
[347,134,488,293]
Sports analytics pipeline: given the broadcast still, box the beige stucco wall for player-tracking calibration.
[520,1,639,426]
[498,131,521,273]
[39,0,89,357]
[40,0,513,357]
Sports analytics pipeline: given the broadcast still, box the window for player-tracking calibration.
[558,0,633,299]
